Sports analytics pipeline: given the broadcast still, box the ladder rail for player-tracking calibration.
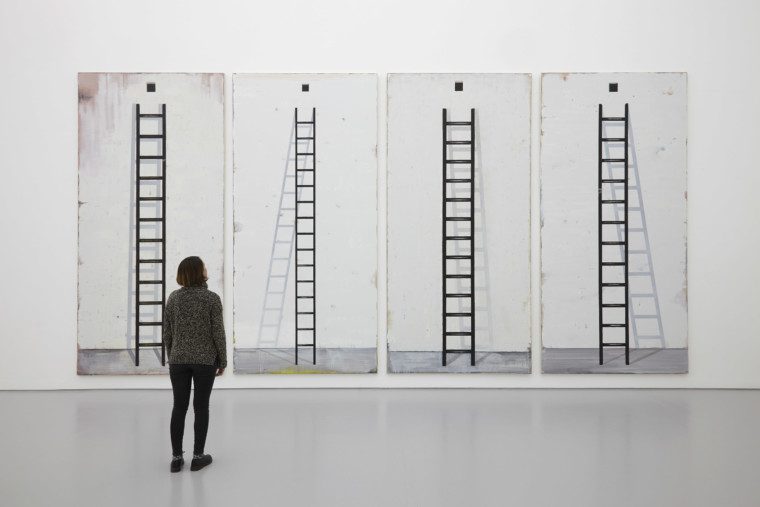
[441,108,476,367]
[598,103,630,365]
[294,107,316,366]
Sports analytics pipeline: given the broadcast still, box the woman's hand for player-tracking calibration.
[216,367,225,376]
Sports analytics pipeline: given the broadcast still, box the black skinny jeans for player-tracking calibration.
[169,364,216,456]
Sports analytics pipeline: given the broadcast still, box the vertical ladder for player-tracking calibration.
[598,103,629,365]
[294,107,316,365]
[442,108,475,366]
[135,104,167,367]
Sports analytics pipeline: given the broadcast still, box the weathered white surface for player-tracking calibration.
[387,74,531,355]
[233,74,377,352]
[77,73,224,352]
[541,73,687,351]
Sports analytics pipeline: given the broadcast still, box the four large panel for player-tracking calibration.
[76,71,688,376]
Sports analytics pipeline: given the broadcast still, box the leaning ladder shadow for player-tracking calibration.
[256,118,302,348]
[603,118,666,350]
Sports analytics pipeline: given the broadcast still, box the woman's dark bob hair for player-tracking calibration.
[176,256,207,287]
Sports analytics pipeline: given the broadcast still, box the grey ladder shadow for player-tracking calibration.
[602,116,666,349]
[257,118,309,348]
[446,117,493,359]
[126,105,163,363]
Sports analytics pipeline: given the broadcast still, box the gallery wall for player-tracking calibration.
[0,0,759,389]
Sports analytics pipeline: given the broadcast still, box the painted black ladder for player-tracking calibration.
[598,103,629,365]
[294,107,316,365]
[135,104,167,366]
[442,108,475,366]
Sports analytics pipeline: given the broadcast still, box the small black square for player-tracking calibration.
[301,84,309,92]
[609,82,618,92]
[147,83,156,92]
[454,81,464,92]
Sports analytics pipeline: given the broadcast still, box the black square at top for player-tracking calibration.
[301,84,309,92]
[454,81,464,91]
[609,82,618,92]
[147,83,156,92]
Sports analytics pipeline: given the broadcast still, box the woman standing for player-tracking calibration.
[163,256,227,473]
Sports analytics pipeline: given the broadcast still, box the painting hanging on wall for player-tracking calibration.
[540,72,688,374]
[233,74,378,374]
[77,73,225,374]
[386,73,532,373]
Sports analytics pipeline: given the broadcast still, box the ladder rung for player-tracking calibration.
[602,220,625,224]
[297,311,315,315]
[601,342,627,347]
[139,155,164,160]
[445,140,471,145]
[444,349,474,353]
[296,232,314,235]
[296,200,315,203]
[139,113,164,118]
[602,323,626,328]
[445,217,471,222]
[602,283,626,287]
[601,179,627,183]
[601,262,626,266]
[446,236,471,240]
[445,198,472,202]
[296,184,314,188]
[601,200,625,204]
[446,159,473,164]
[445,332,472,336]
[601,241,625,245]
[138,301,163,305]
[296,168,314,172]
[296,121,314,125]
[138,280,163,284]
[445,255,471,259]
[602,117,626,121]
[602,137,625,142]
[296,136,314,140]
[139,134,163,139]
[138,259,163,263]
[601,158,626,163]
[138,217,164,222]
[296,343,315,346]
[138,238,163,243]
[296,263,314,267]
[138,321,163,326]
[139,176,163,181]
[602,303,626,307]
[446,178,472,183]
[296,327,315,331]
[297,280,314,284]
[296,248,314,251]
[446,121,471,126]
[137,342,164,347]
[445,293,472,298]
[445,274,471,279]
[446,312,472,317]
[138,197,163,201]
[296,296,314,299]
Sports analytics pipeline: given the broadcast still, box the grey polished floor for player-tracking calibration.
[1,389,759,507]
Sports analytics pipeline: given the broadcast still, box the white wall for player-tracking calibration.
[0,0,759,388]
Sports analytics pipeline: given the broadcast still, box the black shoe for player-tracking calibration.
[190,454,212,471]
[170,456,184,473]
